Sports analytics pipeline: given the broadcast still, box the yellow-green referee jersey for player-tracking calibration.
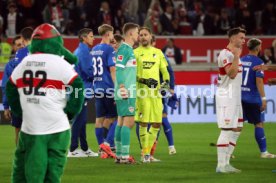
[134,46,169,123]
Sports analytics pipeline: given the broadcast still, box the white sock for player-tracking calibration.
[217,130,231,168]
[226,131,241,165]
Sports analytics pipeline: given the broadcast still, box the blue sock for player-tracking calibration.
[255,127,267,153]
[135,122,142,149]
[103,127,109,138]
[106,121,117,147]
[162,117,174,146]
[95,127,104,145]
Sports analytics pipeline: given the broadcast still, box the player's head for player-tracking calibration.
[29,23,77,64]
[151,34,156,47]
[111,34,124,51]
[12,35,23,52]
[98,24,114,43]
[247,38,262,53]
[122,23,139,44]
[139,27,152,47]
[227,27,246,48]
[20,27,34,46]
[78,28,94,47]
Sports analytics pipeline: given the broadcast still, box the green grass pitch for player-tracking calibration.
[1,123,276,183]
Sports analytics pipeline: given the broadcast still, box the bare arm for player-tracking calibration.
[256,77,266,111]
[110,66,116,84]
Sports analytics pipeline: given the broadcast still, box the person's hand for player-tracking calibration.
[253,65,268,71]
[119,84,129,99]
[260,99,267,112]
[4,109,11,120]
[232,47,242,58]
[268,78,276,86]
[160,80,170,96]
[139,78,158,88]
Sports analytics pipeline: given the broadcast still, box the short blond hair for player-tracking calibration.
[98,24,114,36]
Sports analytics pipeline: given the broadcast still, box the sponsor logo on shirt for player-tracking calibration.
[143,61,155,69]
[117,55,123,62]
[112,57,116,63]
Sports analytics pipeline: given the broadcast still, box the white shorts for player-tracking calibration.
[216,98,243,129]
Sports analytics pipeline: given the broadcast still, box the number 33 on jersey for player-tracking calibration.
[91,43,116,92]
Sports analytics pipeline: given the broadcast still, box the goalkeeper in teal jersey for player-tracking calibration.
[114,23,139,164]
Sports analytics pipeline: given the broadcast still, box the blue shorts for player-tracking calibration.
[242,101,265,125]
[95,93,117,118]
[11,113,22,128]
[162,98,168,114]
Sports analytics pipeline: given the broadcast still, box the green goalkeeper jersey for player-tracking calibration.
[115,42,137,100]
[134,46,169,97]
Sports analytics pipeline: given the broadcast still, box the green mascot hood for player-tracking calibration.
[29,23,77,65]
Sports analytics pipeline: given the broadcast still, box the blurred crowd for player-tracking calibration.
[1,0,276,37]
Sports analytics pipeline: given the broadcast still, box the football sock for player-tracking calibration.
[115,125,122,157]
[217,130,230,167]
[139,125,149,155]
[103,127,109,138]
[135,122,142,149]
[121,126,131,158]
[148,127,160,155]
[162,117,174,146]
[95,127,104,145]
[226,131,241,165]
[106,121,117,147]
[255,127,267,153]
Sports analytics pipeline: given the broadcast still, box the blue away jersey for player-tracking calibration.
[1,47,29,109]
[241,55,264,104]
[74,42,93,90]
[91,43,116,93]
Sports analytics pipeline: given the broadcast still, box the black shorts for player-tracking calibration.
[242,101,264,125]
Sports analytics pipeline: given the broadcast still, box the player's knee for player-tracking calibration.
[233,127,242,132]
[151,123,161,128]
[139,122,148,127]
[255,122,264,128]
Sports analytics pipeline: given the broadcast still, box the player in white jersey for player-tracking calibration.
[6,23,84,183]
[215,27,246,173]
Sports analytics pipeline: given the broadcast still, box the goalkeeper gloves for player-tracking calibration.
[160,80,170,96]
[139,78,158,88]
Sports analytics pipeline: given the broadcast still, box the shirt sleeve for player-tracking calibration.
[76,51,93,79]
[221,51,233,68]
[61,61,79,85]
[107,47,116,67]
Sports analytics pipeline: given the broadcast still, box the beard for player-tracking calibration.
[141,40,149,47]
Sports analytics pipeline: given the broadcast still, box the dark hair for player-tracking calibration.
[98,24,114,36]
[12,35,21,45]
[114,34,124,43]
[78,28,93,42]
[20,27,34,41]
[139,26,152,34]
[122,23,139,35]
[151,35,156,44]
[247,38,262,51]
[227,27,246,38]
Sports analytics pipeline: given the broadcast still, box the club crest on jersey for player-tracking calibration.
[223,59,227,65]
[224,119,231,125]
[112,57,116,63]
[143,61,155,69]
[117,55,123,62]
[129,106,134,113]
